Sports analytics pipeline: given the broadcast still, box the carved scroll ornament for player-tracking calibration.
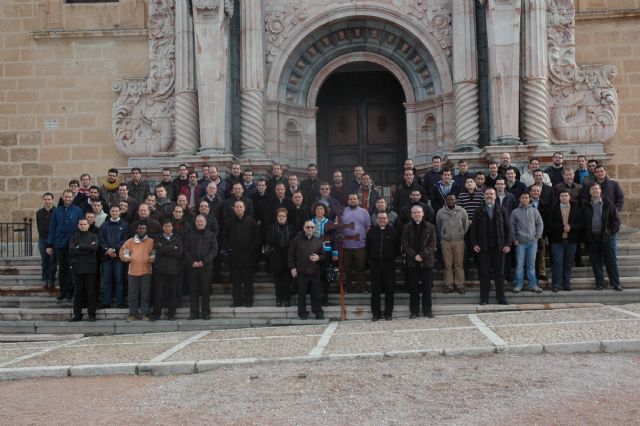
[401,0,452,56]
[264,0,309,63]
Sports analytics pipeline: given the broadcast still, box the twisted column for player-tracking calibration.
[452,0,480,151]
[522,0,550,146]
[240,0,266,158]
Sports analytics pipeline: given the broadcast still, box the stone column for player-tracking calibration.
[174,0,200,156]
[452,0,480,151]
[193,0,234,154]
[522,0,550,146]
[485,0,522,145]
[239,0,267,159]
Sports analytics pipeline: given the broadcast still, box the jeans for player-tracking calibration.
[550,241,576,290]
[514,241,538,289]
[38,238,56,283]
[588,236,620,289]
[102,258,124,306]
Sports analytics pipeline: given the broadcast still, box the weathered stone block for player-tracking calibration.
[10,148,38,162]
[18,132,41,146]
[29,178,50,192]
[0,165,21,177]
[22,163,54,176]
[0,148,8,162]
[0,133,18,147]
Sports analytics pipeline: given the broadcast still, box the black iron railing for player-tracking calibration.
[0,218,34,258]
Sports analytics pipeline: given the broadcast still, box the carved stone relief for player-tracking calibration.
[546,0,618,144]
[400,0,452,56]
[112,0,176,157]
[264,0,309,63]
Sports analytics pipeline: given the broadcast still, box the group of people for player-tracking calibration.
[36,151,625,322]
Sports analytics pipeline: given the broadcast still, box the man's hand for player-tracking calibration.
[473,245,481,253]
[46,248,53,256]
[309,254,319,262]
[415,255,422,262]
[563,224,570,232]
[513,240,519,247]
[502,246,511,254]
[291,268,297,278]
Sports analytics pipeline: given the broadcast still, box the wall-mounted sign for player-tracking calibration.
[45,119,59,130]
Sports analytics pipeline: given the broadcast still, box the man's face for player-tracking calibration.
[188,173,198,184]
[232,184,243,199]
[307,166,317,179]
[333,171,342,185]
[178,165,188,178]
[173,207,184,220]
[376,213,388,228]
[505,170,516,183]
[553,153,563,166]
[484,189,496,204]
[199,202,209,215]
[195,216,206,230]
[138,205,150,219]
[590,185,602,199]
[289,175,298,187]
[475,175,485,187]
[276,211,287,225]
[43,195,54,209]
[272,165,282,178]
[458,162,468,174]
[257,181,267,194]
[234,201,245,218]
[292,193,303,207]
[529,186,541,199]
[207,184,217,197]
[177,195,188,209]
[109,206,120,220]
[587,162,597,173]
[559,193,571,204]
[404,170,414,185]
[445,195,456,209]
[92,202,103,213]
[319,185,331,198]
[315,205,325,217]
[107,172,117,183]
[303,222,315,237]
[210,167,218,181]
[118,186,128,198]
[80,175,91,188]
[89,188,100,199]
[119,202,128,213]
[529,160,540,171]
[156,186,167,199]
[442,171,452,184]
[533,171,544,185]
[411,207,424,223]
[230,164,241,177]
[519,193,530,206]
[489,164,498,175]
[353,166,364,179]
[85,213,95,225]
[465,178,476,191]
[162,222,173,235]
[348,194,359,208]
[146,196,156,208]
[136,224,147,238]
[132,170,142,182]
[78,220,89,232]
[432,158,441,169]
[494,181,506,193]
[501,153,510,166]
[243,171,253,184]
[162,170,172,182]
[375,198,386,212]
[361,175,371,189]
[201,165,210,178]
[595,167,606,181]
[563,170,574,184]
[578,157,586,168]
[409,191,422,203]
[404,160,414,170]
[275,184,285,199]
[62,192,73,206]
[69,182,79,193]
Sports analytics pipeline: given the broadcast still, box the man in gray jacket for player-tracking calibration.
[511,192,544,293]
[436,194,469,294]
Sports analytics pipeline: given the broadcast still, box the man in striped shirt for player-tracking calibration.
[458,177,484,284]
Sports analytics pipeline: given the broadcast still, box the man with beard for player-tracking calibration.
[99,168,121,209]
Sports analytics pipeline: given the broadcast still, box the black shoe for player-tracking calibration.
[116,303,127,309]
[384,315,392,321]
[299,315,309,320]
[563,287,572,292]
[409,313,417,319]
[479,301,488,306]
[499,300,509,305]
[538,275,548,281]
[443,287,453,294]
[88,316,96,322]
[167,315,176,321]
[284,301,290,308]
[56,293,65,301]
[372,315,381,322]
[423,311,434,318]
[315,313,325,320]
[230,303,242,308]
[596,286,604,291]
[613,286,623,292]
[456,287,466,295]
[276,301,282,307]
[244,302,253,308]
[552,287,559,293]
[99,303,111,310]
[69,316,82,322]
[188,314,199,320]
[202,313,211,320]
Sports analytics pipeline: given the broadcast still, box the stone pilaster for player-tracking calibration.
[175,0,200,156]
[485,0,522,145]
[522,0,550,147]
[193,0,234,155]
[240,0,267,159]
[452,0,480,151]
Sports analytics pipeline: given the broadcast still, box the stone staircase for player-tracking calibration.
[1,243,640,326]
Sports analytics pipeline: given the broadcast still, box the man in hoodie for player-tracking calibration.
[436,194,469,294]
[184,215,218,320]
[98,205,129,309]
[68,218,99,322]
[511,192,544,293]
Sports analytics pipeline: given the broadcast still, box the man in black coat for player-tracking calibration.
[223,200,260,307]
[184,215,218,320]
[470,187,512,305]
[152,219,183,320]
[68,218,99,322]
[393,169,426,213]
[366,211,400,321]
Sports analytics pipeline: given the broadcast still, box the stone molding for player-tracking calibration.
[546,0,618,144]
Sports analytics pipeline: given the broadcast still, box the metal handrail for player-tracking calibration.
[0,218,34,258]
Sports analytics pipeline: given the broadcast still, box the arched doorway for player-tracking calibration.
[316,64,407,186]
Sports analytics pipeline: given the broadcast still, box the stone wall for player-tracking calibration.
[0,0,147,221]
[575,4,640,227]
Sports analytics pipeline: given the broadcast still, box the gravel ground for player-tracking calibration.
[1,352,639,425]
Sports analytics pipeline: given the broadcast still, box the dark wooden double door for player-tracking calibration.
[316,71,406,186]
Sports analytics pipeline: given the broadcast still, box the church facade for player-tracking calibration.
[1,0,639,226]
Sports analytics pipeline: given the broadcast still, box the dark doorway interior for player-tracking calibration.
[316,69,407,187]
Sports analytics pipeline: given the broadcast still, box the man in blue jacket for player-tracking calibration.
[46,189,84,300]
[98,205,130,309]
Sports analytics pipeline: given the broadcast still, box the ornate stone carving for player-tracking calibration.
[112,0,176,157]
[264,0,309,63]
[401,0,452,56]
[546,0,618,143]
